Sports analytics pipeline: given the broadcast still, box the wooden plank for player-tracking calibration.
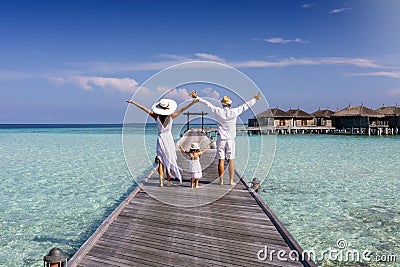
[125,200,273,220]
[121,205,276,227]
[115,211,283,239]
[100,226,302,264]
[91,239,231,267]
[102,225,292,253]
[93,234,303,267]
[108,219,287,247]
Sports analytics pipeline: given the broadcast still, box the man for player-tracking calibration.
[190,91,262,185]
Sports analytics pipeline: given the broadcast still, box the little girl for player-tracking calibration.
[179,142,211,188]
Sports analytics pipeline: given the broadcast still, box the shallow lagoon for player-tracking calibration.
[0,125,398,266]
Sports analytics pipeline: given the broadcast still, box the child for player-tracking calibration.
[179,142,212,188]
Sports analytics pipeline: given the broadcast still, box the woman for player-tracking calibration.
[126,98,198,186]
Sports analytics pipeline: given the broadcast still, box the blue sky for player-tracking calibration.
[1,0,400,123]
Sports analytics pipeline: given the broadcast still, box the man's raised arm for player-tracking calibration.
[190,91,219,114]
[233,93,262,116]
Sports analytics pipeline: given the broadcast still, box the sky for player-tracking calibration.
[1,0,400,123]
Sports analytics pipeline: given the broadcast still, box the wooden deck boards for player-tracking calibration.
[69,129,316,267]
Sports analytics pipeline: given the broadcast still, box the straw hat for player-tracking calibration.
[151,99,177,115]
[190,142,200,150]
[221,95,232,105]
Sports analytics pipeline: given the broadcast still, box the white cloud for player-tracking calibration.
[229,57,381,69]
[347,71,400,78]
[2,53,388,85]
[264,37,307,44]
[152,53,225,66]
[302,3,315,8]
[65,54,384,74]
[153,86,220,101]
[156,86,191,101]
[156,54,189,61]
[386,88,400,96]
[60,76,139,93]
[329,7,352,14]
[317,58,380,68]
[201,87,220,99]
[194,53,225,62]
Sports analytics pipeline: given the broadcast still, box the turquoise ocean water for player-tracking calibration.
[0,124,399,266]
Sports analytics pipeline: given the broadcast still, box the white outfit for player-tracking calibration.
[156,116,182,183]
[216,139,235,160]
[189,158,202,179]
[197,97,256,159]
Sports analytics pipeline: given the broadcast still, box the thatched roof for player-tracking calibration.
[312,109,335,118]
[256,108,289,118]
[333,106,384,117]
[287,108,313,118]
[376,106,400,116]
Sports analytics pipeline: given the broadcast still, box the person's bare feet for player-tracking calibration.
[159,182,163,187]
[195,185,199,188]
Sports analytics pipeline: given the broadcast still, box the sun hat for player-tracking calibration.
[190,142,200,150]
[151,99,177,115]
[221,95,232,105]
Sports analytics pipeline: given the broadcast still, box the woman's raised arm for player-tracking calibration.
[126,100,157,120]
[171,99,199,119]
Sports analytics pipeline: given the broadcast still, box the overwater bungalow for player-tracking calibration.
[375,105,400,134]
[332,105,387,135]
[247,107,334,134]
[249,108,291,127]
[243,105,396,136]
[286,108,314,127]
[247,108,292,134]
[312,108,334,127]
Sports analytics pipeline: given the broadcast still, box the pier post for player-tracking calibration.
[201,111,205,130]
[43,248,67,267]
[250,178,261,193]
[186,112,190,132]
[184,111,208,132]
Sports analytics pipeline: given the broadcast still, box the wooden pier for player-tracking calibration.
[69,129,316,267]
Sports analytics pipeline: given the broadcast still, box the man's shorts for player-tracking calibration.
[216,139,235,160]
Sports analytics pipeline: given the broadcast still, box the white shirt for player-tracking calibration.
[198,97,257,140]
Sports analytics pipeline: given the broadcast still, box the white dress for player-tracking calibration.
[156,117,182,183]
[189,155,202,179]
